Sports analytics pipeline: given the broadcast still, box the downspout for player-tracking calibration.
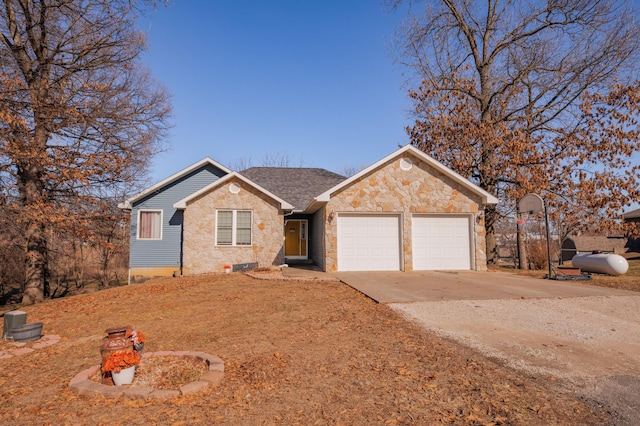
[179,218,184,277]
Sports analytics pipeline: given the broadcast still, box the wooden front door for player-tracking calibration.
[285,220,307,258]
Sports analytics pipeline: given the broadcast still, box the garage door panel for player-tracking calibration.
[338,215,401,271]
[413,215,471,270]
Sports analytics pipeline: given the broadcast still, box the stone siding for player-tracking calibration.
[182,178,285,274]
[324,156,487,272]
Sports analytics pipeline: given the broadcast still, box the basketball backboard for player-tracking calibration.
[518,193,544,214]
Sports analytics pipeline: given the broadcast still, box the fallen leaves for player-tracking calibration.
[0,274,609,425]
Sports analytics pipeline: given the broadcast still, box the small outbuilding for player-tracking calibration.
[622,208,640,251]
[561,235,628,263]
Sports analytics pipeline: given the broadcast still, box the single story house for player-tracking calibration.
[119,145,499,282]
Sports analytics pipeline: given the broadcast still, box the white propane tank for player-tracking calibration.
[572,253,629,276]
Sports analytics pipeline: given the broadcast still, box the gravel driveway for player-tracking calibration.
[390,294,640,425]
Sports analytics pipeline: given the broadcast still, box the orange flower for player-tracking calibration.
[102,349,141,372]
[132,329,146,345]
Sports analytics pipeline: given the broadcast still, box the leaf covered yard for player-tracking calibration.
[0,273,607,425]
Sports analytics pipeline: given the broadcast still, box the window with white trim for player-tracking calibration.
[137,210,162,240]
[216,210,252,246]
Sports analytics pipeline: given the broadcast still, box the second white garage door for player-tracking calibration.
[337,214,401,271]
[412,215,472,270]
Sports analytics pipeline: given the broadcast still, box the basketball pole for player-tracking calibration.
[543,198,553,279]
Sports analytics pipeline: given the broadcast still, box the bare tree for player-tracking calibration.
[89,197,130,288]
[393,0,640,264]
[0,0,172,304]
[338,163,367,178]
[230,152,307,170]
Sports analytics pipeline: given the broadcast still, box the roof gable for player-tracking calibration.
[118,158,232,209]
[623,208,640,219]
[314,145,499,205]
[240,167,346,211]
[173,172,294,210]
[121,145,499,213]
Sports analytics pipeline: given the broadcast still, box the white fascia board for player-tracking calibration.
[302,199,324,214]
[173,172,294,210]
[315,145,499,205]
[120,157,233,208]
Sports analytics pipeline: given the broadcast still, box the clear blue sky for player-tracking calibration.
[139,0,412,182]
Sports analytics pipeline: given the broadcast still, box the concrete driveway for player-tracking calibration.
[335,269,635,303]
[336,270,640,425]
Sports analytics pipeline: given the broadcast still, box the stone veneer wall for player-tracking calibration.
[323,155,487,272]
[182,178,285,275]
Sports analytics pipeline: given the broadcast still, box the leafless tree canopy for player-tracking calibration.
[393,0,640,264]
[230,152,307,170]
[0,0,172,303]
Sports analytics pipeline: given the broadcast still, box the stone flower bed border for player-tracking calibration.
[245,268,339,282]
[69,351,224,400]
[0,334,61,359]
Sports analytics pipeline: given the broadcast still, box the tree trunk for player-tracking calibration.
[18,102,50,303]
[484,205,499,265]
[101,249,111,288]
[517,223,528,270]
[20,164,49,304]
[22,223,49,304]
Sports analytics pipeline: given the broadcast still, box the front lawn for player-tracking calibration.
[0,274,606,424]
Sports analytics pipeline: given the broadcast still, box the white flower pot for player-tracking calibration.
[112,365,136,386]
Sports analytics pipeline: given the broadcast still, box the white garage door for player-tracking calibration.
[338,214,401,271]
[412,215,471,270]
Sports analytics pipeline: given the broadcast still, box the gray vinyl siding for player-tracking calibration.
[312,207,326,270]
[129,164,227,269]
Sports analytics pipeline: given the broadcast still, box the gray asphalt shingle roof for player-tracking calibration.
[240,167,346,211]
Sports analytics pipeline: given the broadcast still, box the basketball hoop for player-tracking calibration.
[517,193,554,279]
[517,194,543,225]
[516,211,529,226]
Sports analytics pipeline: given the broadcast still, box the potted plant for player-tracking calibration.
[224,264,232,273]
[100,326,148,385]
[102,349,141,386]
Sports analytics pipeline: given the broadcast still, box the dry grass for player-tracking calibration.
[589,254,640,291]
[0,273,610,425]
[496,254,640,292]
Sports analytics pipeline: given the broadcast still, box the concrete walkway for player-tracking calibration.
[334,270,637,303]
